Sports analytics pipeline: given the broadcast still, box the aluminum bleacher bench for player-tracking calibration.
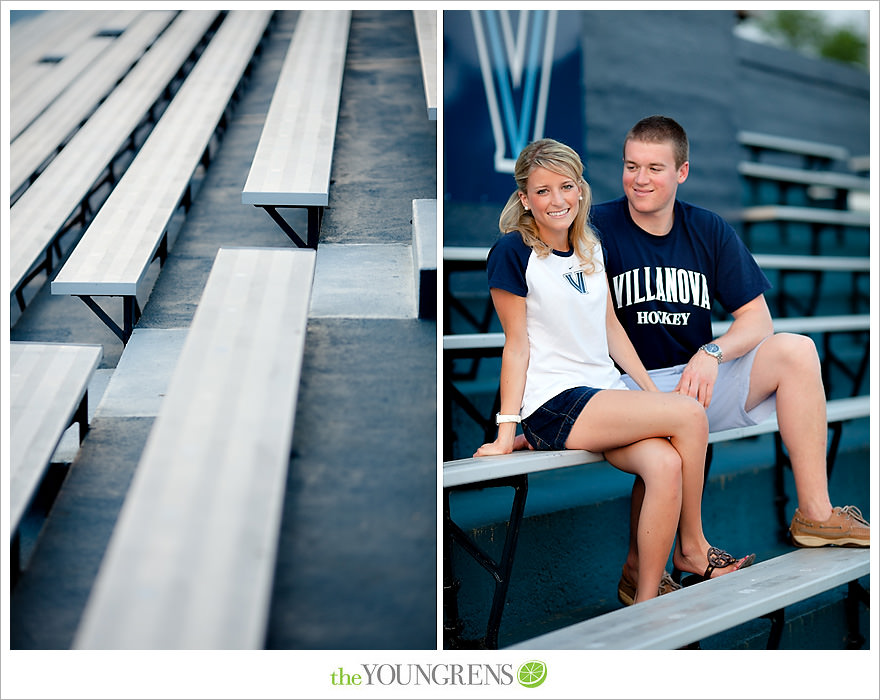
[739,206,870,256]
[9,10,82,71]
[752,254,870,318]
[443,246,494,334]
[10,10,178,200]
[50,11,272,344]
[11,12,145,137]
[10,11,120,94]
[752,253,869,273]
[741,205,869,229]
[241,10,351,249]
[735,133,867,255]
[10,11,138,139]
[10,10,221,313]
[508,547,869,650]
[444,395,870,487]
[412,10,437,120]
[443,394,869,649]
[73,247,316,649]
[756,257,870,317]
[738,161,869,194]
[849,155,869,174]
[738,161,869,211]
[737,130,850,169]
[10,342,103,576]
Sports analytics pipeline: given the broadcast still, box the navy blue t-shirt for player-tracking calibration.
[593,196,771,370]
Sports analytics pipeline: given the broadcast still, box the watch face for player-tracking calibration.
[705,343,720,353]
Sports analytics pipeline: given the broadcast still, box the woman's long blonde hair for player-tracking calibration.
[499,138,600,272]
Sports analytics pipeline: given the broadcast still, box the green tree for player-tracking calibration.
[819,26,868,67]
[754,11,868,69]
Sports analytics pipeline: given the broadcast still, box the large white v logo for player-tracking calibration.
[471,10,558,173]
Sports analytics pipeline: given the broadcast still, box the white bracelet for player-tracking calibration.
[496,413,521,425]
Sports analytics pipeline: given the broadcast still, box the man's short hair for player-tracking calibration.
[625,115,689,169]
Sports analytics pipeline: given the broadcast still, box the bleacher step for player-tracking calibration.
[94,328,187,419]
[50,368,113,464]
[52,329,186,460]
[310,243,417,318]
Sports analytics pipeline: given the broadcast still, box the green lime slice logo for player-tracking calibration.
[517,660,547,688]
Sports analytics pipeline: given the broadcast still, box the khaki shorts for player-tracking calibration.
[620,339,776,432]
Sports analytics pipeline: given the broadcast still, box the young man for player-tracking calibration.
[592,115,869,604]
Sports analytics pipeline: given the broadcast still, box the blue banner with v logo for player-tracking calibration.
[444,9,584,204]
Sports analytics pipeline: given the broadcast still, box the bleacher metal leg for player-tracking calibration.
[442,490,465,648]
[702,444,714,494]
[73,392,90,443]
[152,231,169,266]
[849,339,870,397]
[122,296,140,344]
[16,248,54,312]
[444,475,529,649]
[307,206,323,248]
[447,381,497,449]
[852,271,869,314]
[825,422,844,479]
[809,222,821,255]
[10,531,21,590]
[844,579,868,649]
[743,221,753,250]
[257,205,321,249]
[15,287,27,313]
[823,332,870,398]
[76,295,140,344]
[778,269,823,317]
[763,608,785,649]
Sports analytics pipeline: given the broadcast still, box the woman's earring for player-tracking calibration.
[578,196,583,200]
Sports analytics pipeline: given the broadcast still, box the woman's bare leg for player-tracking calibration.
[624,477,646,583]
[567,390,746,582]
[604,438,681,603]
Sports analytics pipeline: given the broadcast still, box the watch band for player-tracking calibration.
[699,343,723,364]
[496,413,522,424]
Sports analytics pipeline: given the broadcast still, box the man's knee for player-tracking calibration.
[758,332,820,373]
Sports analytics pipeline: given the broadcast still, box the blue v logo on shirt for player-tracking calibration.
[564,270,589,294]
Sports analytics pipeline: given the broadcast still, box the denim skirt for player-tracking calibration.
[521,386,603,451]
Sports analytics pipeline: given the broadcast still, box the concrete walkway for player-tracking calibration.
[9,10,437,650]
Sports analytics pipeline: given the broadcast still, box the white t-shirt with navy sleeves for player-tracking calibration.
[487,232,628,420]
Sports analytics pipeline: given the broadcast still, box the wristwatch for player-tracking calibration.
[699,342,723,364]
[496,413,522,425]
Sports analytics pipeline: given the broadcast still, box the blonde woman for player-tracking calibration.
[475,138,754,604]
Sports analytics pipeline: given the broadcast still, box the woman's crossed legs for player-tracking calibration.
[566,389,749,603]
